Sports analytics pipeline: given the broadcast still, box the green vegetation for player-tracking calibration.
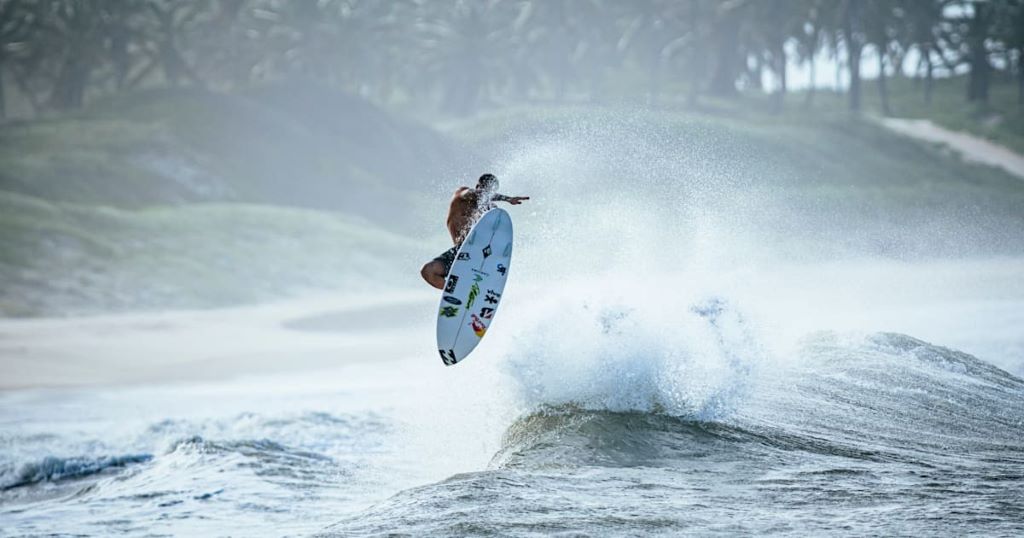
[0,86,459,228]
[0,86,461,316]
[2,1,1021,318]
[3,1,1022,120]
[3,85,1023,317]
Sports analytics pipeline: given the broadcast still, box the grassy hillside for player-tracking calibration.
[0,86,466,316]
[4,92,1022,317]
[0,85,466,230]
[0,190,421,317]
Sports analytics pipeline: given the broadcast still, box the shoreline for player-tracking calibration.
[0,289,437,391]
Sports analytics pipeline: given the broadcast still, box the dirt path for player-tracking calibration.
[881,118,1024,180]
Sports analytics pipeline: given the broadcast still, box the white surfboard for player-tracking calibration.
[436,208,513,366]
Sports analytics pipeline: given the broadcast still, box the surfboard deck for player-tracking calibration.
[436,208,513,366]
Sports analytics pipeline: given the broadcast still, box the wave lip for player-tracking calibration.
[1,454,153,491]
[501,293,763,423]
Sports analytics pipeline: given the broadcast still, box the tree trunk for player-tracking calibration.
[966,2,991,103]
[1018,48,1023,108]
[804,49,816,108]
[749,54,764,91]
[0,65,6,120]
[50,56,90,110]
[774,41,786,111]
[877,48,891,116]
[845,42,862,112]
[842,1,862,112]
[835,56,843,92]
[709,14,740,97]
[10,64,41,116]
[924,47,934,106]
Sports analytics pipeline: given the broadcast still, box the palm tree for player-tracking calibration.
[707,0,747,98]
[0,0,38,118]
[964,0,993,103]
[991,0,1024,106]
[863,0,899,116]
[840,0,865,111]
[411,0,532,115]
[747,0,799,110]
[517,0,609,102]
[903,0,947,105]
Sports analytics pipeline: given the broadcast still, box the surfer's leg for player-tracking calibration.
[421,247,456,290]
[420,260,446,290]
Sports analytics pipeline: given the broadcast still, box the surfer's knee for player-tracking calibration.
[421,261,444,289]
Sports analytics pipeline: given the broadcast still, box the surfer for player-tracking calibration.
[420,173,529,290]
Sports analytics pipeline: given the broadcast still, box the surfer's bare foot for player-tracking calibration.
[420,261,446,290]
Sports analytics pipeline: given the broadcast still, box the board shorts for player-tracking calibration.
[433,246,459,275]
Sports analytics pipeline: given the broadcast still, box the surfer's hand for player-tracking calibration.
[508,196,529,205]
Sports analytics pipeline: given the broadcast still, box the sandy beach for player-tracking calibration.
[0,290,436,391]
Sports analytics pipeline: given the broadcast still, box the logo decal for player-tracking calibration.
[443,295,462,305]
[470,314,487,337]
[439,306,458,318]
[480,307,495,319]
[444,275,459,293]
[497,264,507,276]
[439,349,457,365]
[467,283,480,308]
[457,252,470,261]
[482,245,492,258]
[471,268,489,278]
[473,274,484,282]
[484,289,501,304]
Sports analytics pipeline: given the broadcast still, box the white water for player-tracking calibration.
[3,112,1024,536]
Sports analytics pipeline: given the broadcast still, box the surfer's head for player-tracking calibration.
[477,173,499,193]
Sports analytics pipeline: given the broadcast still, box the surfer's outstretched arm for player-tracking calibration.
[492,194,530,205]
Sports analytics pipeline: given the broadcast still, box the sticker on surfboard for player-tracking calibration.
[436,208,513,366]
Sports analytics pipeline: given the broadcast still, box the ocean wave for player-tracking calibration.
[499,292,763,421]
[0,454,152,490]
[490,309,1024,470]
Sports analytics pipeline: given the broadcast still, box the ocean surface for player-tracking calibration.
[4,118,1024,536]
[2,272,1024,536]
